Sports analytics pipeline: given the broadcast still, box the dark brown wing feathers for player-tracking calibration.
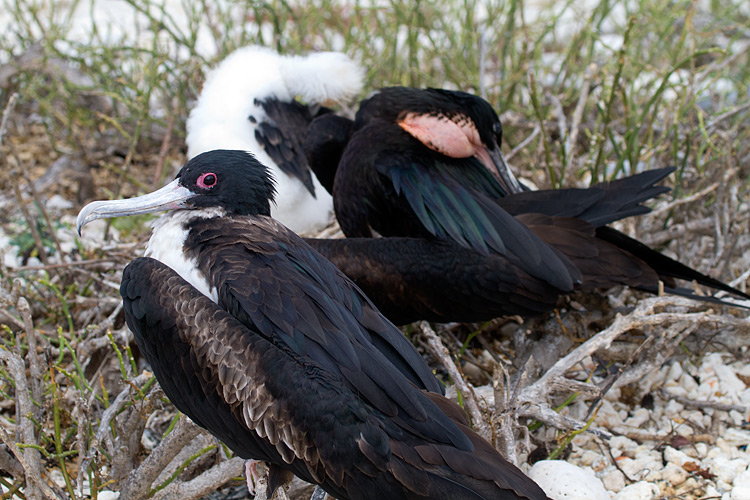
[121,257,549,499]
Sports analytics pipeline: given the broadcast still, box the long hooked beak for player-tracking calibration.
[77,178,196,235]
[487,147,523,195]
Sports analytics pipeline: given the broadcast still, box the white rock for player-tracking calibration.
[572,432,595,449]
[705,485,724,499]
[618,454,662,481]
[623,407,650,428]
[708,446,727,459]
[734,468,750,499]
[597,399,624,427]
[683,410,707,426]
[579,450,602,467]
[663,399,685,416]
[56,225,84,254]
[724,428,750,447]
[612,481,660,500]
[601,468,626,493]
[50,469,65,487]
[715,363,746,402]
[663,446,693,466]
[678,372,699,393]
[640,364,669,392]
[0,230,21,268]
[735,468,750,488]
[76,217,121,249]
[663,383,688,397]
[604,386,621,402]
[707,456,747,485]
[666,361,683,382]
[676,424,695,437]
[46,194,74,210]
[740,388,750,407]
[528,460,609,500]
[732,410,748,426]
[695,357,720,398]
[98,492,120,500]
[661,463,689,485]
[609,435,638,453]
[141,429,159,451]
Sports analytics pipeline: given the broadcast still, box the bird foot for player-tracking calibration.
[245,459,262,495]
[245,461,294,500]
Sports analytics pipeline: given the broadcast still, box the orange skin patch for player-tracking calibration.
[398,112,479,158]
[398,112,499,179]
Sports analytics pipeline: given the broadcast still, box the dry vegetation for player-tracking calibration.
[0,0,748,499]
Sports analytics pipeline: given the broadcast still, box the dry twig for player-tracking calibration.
[658,388,747,413]
[0,347,47,500]
[77,372,152,490]
[419,321,492,439]
[119,415,204,500]
[149,456,246,500]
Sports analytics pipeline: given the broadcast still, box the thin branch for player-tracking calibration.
[419,322,491,439]
[565,64,594,172]
[0,347,45,500]
[78,372,151,486]
[659,388,747,413]
[703,100,750,134]
[649,183,719,218]
[0,92,18,145]
[18,297,43,418]
[492,363,518,464]
[150,457,246,500]
[529,298,711,390]
[152,100,176,189]
[505,126,540,162]
[0,425,66,500]
[119,415,204,500]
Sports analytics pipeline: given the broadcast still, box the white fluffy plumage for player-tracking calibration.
[146,209,222,302]
[186,45,364,234]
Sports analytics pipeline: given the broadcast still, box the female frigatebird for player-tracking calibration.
[77,150,550,500]
[186,45,363,234]
[303,87,750,321]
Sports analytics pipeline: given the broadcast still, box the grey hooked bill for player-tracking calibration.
[77,178,196,235]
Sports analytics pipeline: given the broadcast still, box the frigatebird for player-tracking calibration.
[77,150,550,500]
[302,86,750,321]
[185,45,363,234]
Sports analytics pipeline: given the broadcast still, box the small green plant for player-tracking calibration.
[7,214,62,262]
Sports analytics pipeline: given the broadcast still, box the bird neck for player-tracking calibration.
[145,208,225,302]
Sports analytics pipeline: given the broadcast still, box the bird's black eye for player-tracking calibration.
[197,172,217,189]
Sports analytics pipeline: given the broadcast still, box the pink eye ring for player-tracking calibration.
[197,172,217,189]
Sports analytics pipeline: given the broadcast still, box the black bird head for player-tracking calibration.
[177,150,277,215]
[355,87,521,194]
[77,150,277,234]
[355,87,501,145]
[305,114,355,195]
[427,88,504,148]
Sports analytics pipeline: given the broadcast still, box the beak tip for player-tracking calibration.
[76,203,96,237]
